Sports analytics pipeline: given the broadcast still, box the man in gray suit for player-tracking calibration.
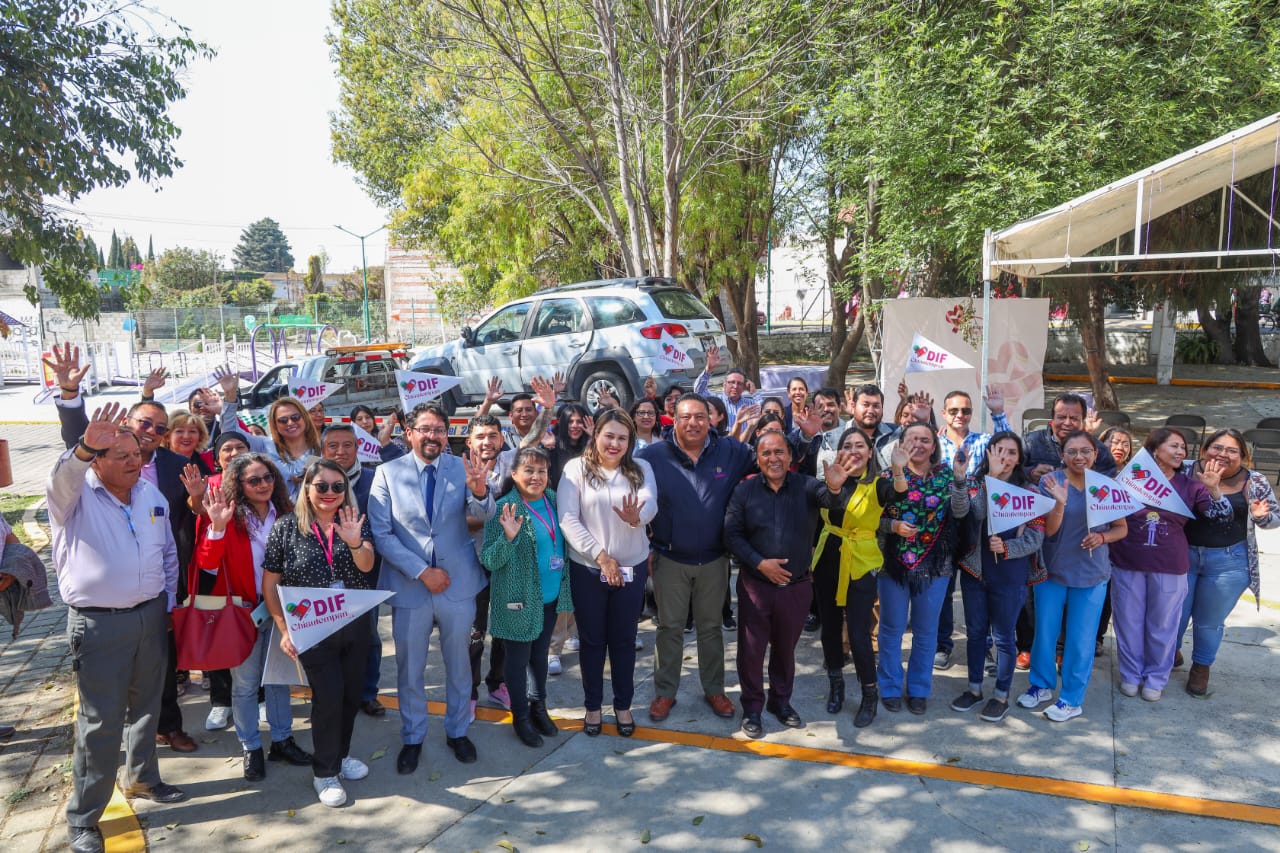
[370,402,495,772]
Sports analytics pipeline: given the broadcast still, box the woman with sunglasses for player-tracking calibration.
[227,396,322,499]
[263,460,376,807]
[1174,429,1279,695]
[194,453,311,780]
[482,447,574,747]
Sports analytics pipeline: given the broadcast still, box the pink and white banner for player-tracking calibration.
[1114,448,1193,518]
[985,476,1057,535]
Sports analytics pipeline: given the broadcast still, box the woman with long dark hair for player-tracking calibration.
[951,432,1044,722]
[545,403,592,669]
[629,398,661,449]
[558,409,657,736]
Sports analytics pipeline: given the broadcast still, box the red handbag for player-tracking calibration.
[173,551,257,672]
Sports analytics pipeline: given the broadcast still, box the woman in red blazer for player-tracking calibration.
[194,452,311,781]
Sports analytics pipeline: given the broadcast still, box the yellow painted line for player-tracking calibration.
[377,694,1280,825]
[101,785,146,853]
[1241,592,1280,611]
[1044,373,1280,390]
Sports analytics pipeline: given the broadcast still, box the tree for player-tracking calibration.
[146,235,155,262]
[107,230,122,269]
[305,254,325,294]
[120,236,141,268]
[227,278,275,306]
[0,0,208,319]
[233,218,294,272]
[337,265,384,301]
[141,247,220,305]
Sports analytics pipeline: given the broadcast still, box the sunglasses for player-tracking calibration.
[276,413,304,425]
[243,472,276,487]
[131,418,168,435]
[309,480,347,494]
[946,408,973,416]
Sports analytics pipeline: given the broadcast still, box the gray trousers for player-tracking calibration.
[652,554,729,698]
[66,594,168,828]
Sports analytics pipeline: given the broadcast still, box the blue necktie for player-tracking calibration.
[423,464,436,524]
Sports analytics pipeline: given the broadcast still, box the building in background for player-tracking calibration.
[384,246,463,347]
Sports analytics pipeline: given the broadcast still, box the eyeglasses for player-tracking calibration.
[634,410,656,417]
[410,425,448,437]
[191,400,206,411]
[130,417,168,435]
[1208,444,1242,457]
[1063,448,1096,458]
[276,413,303,425]
[309,480,347,494]
[946,408,973,416]
[675,414,708,423]
[243,472,276,487]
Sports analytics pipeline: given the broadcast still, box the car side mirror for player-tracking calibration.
[460,326,475,346]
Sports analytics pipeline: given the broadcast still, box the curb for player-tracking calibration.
[20,498,49,552]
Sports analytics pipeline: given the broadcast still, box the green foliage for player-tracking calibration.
[233,218,294,272]
[226,278,276,306]
[305,255,324,294]
[0,0,209,320]
[1175,332,1220,365]
[141,247,221,306]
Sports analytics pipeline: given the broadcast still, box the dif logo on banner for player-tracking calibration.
[905,332,974,374]
[395,369,463,412]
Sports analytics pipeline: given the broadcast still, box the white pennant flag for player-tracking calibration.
[1084,469,1145,528]
[276,585,393,655]
[985,476,1058,535]
[395,369,463,411]
[288,380,343,408]
[655,330,692,371]
[904,332,973,373]
[1113,448,1193,518]
[351,423,384,464]
[261,625,308,687]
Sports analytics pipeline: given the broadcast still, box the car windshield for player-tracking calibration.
[651,289,713,320]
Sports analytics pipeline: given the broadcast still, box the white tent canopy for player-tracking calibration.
[984,112,1280,280]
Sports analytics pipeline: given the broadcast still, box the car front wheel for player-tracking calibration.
[579,369,632,410]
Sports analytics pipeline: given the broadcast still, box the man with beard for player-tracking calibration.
[370,403,496,771]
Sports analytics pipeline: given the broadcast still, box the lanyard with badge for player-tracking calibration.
[313,522,346,589]
[522,497,564,571]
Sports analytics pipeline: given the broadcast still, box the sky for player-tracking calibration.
[71,1,389,275]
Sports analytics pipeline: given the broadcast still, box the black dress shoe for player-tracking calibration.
[741,712,764,738]
[854,686,878,728]
[528,699,558,737]
[512,716,544,747]
[268,736,312,767]
[803,613,820,633]
[722,614,736,630]
[68,825,105,853]
[615,711,635,738]
[583,712,603,737]
[243,746,265,781]
[882,695,903,713]
[397,743,422,775]
[361,698,386,716]
[122,781,187,803]
[907,696,927,715]
[769,705,803,728]
[446,735,478,763]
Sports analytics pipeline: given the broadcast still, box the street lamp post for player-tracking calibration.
[334,224,386,342]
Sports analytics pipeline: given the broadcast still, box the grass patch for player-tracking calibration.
[0,493,40,546]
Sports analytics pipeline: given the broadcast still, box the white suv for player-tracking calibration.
[409,278,729,412]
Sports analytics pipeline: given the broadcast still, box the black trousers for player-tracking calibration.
[469,584,506,699]
[501,603,557,720]
[812,540,878,687]
[299,613,371,778]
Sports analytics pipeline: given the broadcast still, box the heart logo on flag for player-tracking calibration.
[1089,485,1111,501]
[991,493,1010,508]
[1129,463,1149,480]
[913,345,927,356]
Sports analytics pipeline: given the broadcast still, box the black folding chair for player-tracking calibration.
[1096,410,1132,429]
[1243,428,1280,483]
[1021,407,1051,434]
[1257,417,1280,431]
[1164,414,1207,448]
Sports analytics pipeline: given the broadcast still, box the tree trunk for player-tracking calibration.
[826,309,865,389]
[1078,278,1120,409]
[723,276,760,382]
[1233,285,1274,367]
[1194,285,1235,365]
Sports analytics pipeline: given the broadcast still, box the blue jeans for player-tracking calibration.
[877,573,950,699]
[936,570,957,653]
[1177,544,1250,666]
[960,573,1025,698]
[1030,579,1107,707]
[231,623,294,751]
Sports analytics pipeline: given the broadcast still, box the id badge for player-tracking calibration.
[330,580,346,590]
[550,556,565,572]
[620,565,634,583]
[250,600,270,628]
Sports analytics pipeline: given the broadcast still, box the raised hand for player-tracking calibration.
[499,502,523,541]
[42,342,90,391]
[202,486,235,531]
[213,365,239,400]
[83,403,126,451]
[142,367,168,396]
[1197,457,1224,492]
[1040,473,1068,505]
[612,492,645,526]
[984,384,1005,415]
[952,448,970,481]
[897,379,910,401]
[793,404,823,438]
[551,371,567,399]
[736,402,761,424]
[484,376,504,404]
[844,386,857,415]
[194,386,223,416]
[705,346,721,372]
[462,452,494,498]
[531,375,557,410]
[890,442,909,472]
[911,390,935,413]
[744,378,757,395]
[583,414,595,437]
[336,505,365,547]
[1084,408,1103,434]
[180,463,207,499]
[824,450,852,491]
[643,375,658,399]
[596,385,618,410]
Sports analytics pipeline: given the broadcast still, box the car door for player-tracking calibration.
[452,301,531,395]
[519,297,592,388]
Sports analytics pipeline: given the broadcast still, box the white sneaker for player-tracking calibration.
[1016,686,1054,709]
[564,636,580,652]
[205,705,232,731]
[339,756,368,781]
[258,702,268,724]
[1140,686,1163,702]
[468,699,477,725]
[547,655,562,676]
[313,775,347,807]
[1118,682,1139,697]
[1044,700,1082,722]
